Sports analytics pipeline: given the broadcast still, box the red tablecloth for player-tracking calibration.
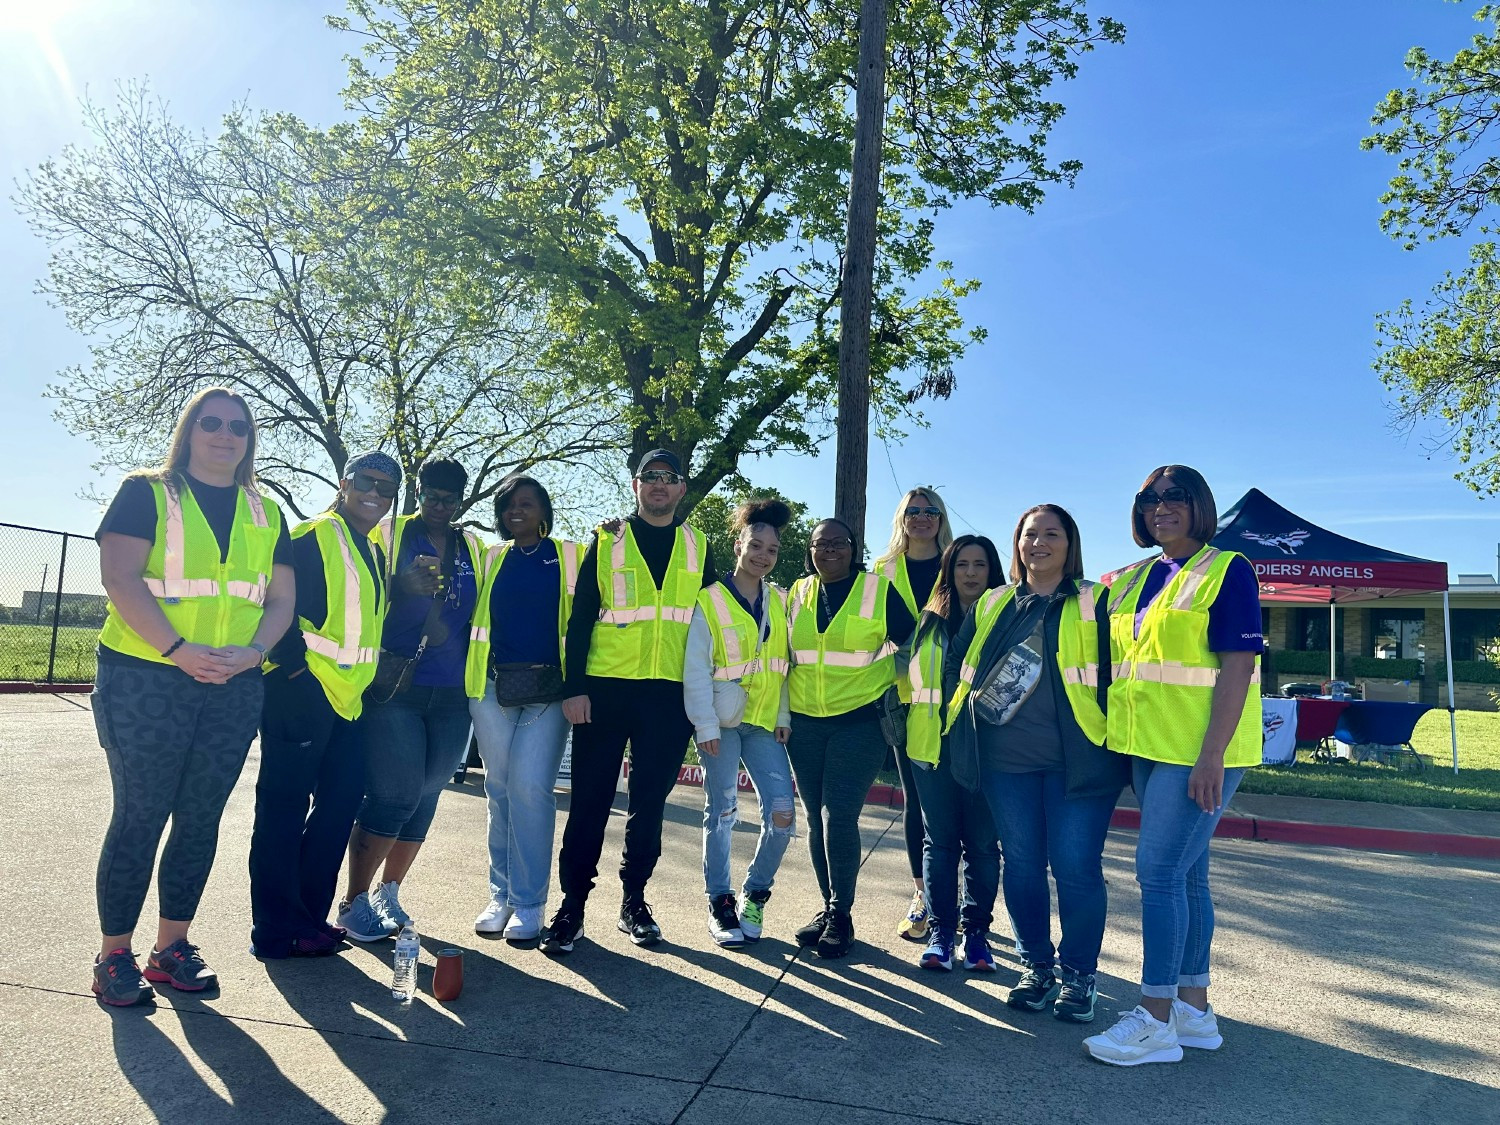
[1295,697,1351,742]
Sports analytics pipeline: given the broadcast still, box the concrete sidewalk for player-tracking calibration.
[4,692,1499,1124]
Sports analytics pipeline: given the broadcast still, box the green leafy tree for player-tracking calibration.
[17,87,622,522]
[336,0,1123,511]
[1365,5,1500,494]
[692,482,815,588]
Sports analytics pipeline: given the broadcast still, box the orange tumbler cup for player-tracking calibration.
[433,948,464,1000]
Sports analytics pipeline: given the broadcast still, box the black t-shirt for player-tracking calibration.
[813,571,916,645]
[904,553,942,612]
[564,514,718,683]
[96,473,292,668]
[97,473,292,565]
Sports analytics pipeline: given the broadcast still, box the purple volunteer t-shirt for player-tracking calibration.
[1133,554,1263,653]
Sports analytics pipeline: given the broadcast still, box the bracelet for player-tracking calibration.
[161,637,186,659]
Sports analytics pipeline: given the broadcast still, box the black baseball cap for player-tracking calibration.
[634,449,684,477]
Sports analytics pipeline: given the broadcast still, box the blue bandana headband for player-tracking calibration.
[344,450,402,483]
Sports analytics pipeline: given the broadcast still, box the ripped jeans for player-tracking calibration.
[702,722,797,899]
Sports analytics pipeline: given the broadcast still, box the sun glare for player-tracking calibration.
[0,0,82,98]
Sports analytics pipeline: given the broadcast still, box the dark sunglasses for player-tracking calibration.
[637,469,683,485]
[420,490,461,508]
[197,416,251,437]
[1135,486,1192,510]
[349,472,399,499]
[905,506,941,518]
[811,538,852,551]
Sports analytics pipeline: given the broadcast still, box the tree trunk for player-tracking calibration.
[834,0,888,553]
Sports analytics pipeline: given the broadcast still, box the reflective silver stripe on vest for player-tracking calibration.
[225,578,268,605]
[1113,660,1260,688]
[303,632,376,666]
[1108,562,1151,616]
[156,482,270,600]
[713,656,792,681]
[611,534,629,608]
[144,578,220,599]
[599,606,694,625]
[1076,579,1097,622]
[1062,664,1099,687]
[470,626,490,643]
[562,541,579,595]
[858,572,879,618]
[790,647,892,669]
[704,584,743,667]
[1170,548,1222,611]
[682,526,701,575]
[910,688,941,705]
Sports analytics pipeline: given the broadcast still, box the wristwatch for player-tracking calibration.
[249,641,268,657]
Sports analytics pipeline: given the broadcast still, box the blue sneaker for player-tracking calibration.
[337,892,396,943]
[371,880,412,929]
[920,926,954,971]
[962,929,996,973]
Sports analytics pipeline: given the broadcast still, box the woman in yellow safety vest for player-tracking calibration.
[247,452,396,959]
[903,534,1004,975]
[91,387,295,1005]
[467,475,583,942]
[944,505,1125,1025]
[683,498,796,948]
[1082,467,1262,1067]
[786,517,915,960]
[873,486,953,943]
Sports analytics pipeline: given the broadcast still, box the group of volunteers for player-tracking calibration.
[88,386,1263,1069]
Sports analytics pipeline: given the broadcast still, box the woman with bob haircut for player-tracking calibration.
[1083,466,1261,1066]
[903,534,1004,974]
[466,475,584,942]
[873,486,954,943]
[683,497,797,947]
[92,386,295,1004]
[786,517,915,959]
[945,504,1125,1023]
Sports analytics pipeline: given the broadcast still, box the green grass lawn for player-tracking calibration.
[1240,708,1500,812]
[0,624,99,683]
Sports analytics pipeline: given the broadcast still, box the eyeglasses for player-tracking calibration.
[811,538,852,552]
[197,416,250,437]
[905,506,941,518]
[420,491,461,508]
[350,472,399,499]
[637,470,683,485]
[1135,486,1192,510]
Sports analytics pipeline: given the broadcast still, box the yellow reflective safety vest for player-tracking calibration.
[698,580,791,731]
[294,513,384,721]
[374,514,486,586]
[787,571,897,717]
[587,522,705,681]
[943,581,1108,746]
[1105,547,1261,768]
[464,537,585,699]
[100,476,283,663]
[904,619,949,765]
[879,554,921,702]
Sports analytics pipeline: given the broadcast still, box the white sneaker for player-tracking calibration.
[1083,1005,1183,1067]
[1174,999,1223,1050]
[503,906,543,941]
[475,900,514,934]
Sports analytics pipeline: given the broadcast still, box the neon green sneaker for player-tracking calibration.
[738,889,771,942]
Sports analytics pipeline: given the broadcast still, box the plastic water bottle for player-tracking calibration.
[391,925,419,1001]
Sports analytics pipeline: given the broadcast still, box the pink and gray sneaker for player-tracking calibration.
[144,939,218,991]
[93,948,156,1007]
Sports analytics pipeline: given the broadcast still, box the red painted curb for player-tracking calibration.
[1108,806,1498,860]
[0,682,92,694]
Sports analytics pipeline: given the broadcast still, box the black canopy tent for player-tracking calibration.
[1212,489,1458,771]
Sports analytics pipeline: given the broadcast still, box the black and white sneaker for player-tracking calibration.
[708,893,745,947]
[1054,966,1098,1023]
[1006,963,1060,1011]
[618,896,663,946]
[540,902,584,955]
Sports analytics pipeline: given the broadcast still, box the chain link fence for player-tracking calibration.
[0,522,105,684]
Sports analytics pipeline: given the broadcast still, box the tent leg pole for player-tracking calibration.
[1443,589,1458,774]
[1329,602,1337,683]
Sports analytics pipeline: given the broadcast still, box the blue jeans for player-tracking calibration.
[468,684,571,909]
[981,768,1118,975]
[701,723,797,899]
[910,754,999,935]
[1133,758,1246,999]
[357,685,472,842]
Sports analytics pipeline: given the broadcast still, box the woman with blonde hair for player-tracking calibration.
[873,485,953,942]
[92,386,295,1004]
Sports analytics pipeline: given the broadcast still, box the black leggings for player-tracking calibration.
[787,713,888,912]
[93,660,262,935]
[893,743,926,881]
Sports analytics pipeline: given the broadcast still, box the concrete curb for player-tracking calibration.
[1109,806,1500,860]
[0,682,91,693]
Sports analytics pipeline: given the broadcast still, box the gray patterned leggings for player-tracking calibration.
[92,659,263,935]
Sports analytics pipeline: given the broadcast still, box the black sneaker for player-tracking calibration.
[1053,966,1097,1023]
[794,909,829,948]
[540,901,585,955]
[707,893,745,947]
[1006,963,1060,1011]
[618,896,662,946]
[815,909,854,959]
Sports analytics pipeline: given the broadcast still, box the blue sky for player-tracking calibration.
[3,0,1499,586]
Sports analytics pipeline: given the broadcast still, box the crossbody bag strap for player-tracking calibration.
[412,526,458,661]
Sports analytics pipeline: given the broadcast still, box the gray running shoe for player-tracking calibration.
[372,880,413,928]
[338,892,396,942]
[144,939,217,991]
[93,948,155,1007]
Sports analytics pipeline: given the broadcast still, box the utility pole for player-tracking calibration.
[833,0,888,553]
